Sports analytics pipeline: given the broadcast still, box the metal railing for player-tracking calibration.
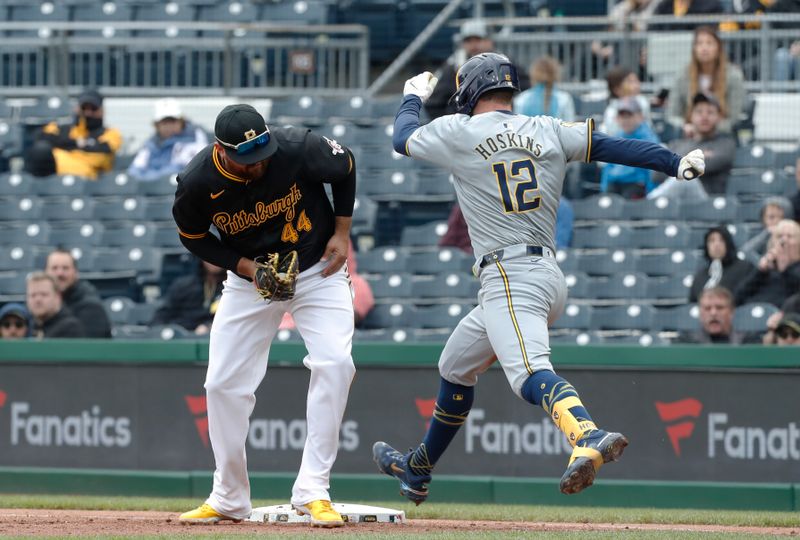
[0,22,369,97]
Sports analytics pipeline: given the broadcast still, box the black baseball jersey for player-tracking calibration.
[173,126,355,273]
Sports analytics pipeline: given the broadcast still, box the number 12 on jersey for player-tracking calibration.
[492,159,541,213]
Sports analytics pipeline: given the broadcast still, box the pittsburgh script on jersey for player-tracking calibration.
[474,132,543,161]
[212,184,302,235]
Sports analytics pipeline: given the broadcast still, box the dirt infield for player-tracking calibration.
[0,509,798,537]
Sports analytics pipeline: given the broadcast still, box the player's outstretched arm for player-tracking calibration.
[393,72,438,156]
[590,131,705,180]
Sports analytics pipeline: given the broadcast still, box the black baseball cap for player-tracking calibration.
[214,104,278,165]
[78,89,103,108]
[692,92,721,110]
[775,313,800,336]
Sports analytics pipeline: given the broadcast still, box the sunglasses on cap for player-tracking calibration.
[2,319,26,329]
[216,129,270,156]
[776,327,800,340]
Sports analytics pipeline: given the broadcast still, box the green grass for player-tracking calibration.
[2,493,799,529]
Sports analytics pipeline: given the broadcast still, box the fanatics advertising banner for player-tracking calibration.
[0,364,798,482]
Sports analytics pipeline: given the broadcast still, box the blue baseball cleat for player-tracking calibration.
[559,431,628,495]
[372,441,432,505]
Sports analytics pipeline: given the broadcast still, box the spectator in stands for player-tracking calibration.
[0,303,32,340]
[649,92,736,199]
[791,157,800,221]
[45,249,112,338]
[425,20,529,120]
[689,226,755,303]
[774,312,800,345]
[676,286,756,344]
[651,0,724,30]
[667,26,745,138]
[127,98,209,182]
[741,196,794,263]
[440,198,574,254]
[599,98,660,198]
[279,239,374,329]
[736,219,800,307]
[151,259,225,335]
[25,89,123,180]
[26,272,85,338]
[601,66,651,136]
[514,56,575,121]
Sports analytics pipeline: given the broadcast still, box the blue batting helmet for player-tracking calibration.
[448,52,520,115]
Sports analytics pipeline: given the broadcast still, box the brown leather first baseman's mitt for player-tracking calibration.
[253,250,299,302]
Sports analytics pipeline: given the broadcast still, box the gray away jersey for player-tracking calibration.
[406,112,591,256]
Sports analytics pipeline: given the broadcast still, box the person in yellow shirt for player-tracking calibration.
[25,89,122,179]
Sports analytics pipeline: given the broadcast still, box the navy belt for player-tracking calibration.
[479,245,545,268]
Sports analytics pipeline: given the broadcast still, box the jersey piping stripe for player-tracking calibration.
[585,118,595,163]
[496,260,532,375]
[178,229,208,239]
[212,146,247,184]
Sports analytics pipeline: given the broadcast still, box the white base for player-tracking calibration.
[247,503,405,525]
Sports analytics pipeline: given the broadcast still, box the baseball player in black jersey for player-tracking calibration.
[176,104,357,528]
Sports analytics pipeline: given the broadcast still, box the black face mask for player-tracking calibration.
[84,116,103,130]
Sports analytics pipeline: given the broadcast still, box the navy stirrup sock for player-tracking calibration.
[409,377,474,476]
[521,370,599,447]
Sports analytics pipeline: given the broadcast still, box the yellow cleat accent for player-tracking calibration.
[293,500,345,528]
[179,503,242,524]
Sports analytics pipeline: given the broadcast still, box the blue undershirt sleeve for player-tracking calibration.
[393,95,423,155]
[590,131,681,178]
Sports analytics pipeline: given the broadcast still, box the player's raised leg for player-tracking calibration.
[481,256,627,495]
[289,262,356,527]
[181,273,285,523]
[374,304,494,504]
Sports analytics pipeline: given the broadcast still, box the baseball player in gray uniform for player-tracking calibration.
[373,53,705,501]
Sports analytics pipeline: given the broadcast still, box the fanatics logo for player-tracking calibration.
[415,397,436,430]
[185,395,209,448]
[0,390,6,409]
[655,398,703,457]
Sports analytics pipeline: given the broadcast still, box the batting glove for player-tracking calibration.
[677,149,705,180]
[404,71,438,103]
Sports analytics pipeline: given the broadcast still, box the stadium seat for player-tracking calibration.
[91,246,161,275]
[563,271,592,299]
[592,272,650,300]
[680,196,741,222]
[400,221,449,247]
[636,250,700,277]
[603,333,670,346]
[0,272,26,297]
[576,249,636,276]
[351,195,378,237]
[352,124,394,150]
[19,95,72,126]
[322,96,374,124]
[549,331,606,345]
[411,272,479,300]
[134,3,198,38]
[0,222,51,246]
[361,170,419,198]
[137,175,178,196]
[732,144,775,170]
[416,170,455,197]
[0,172,34,197]
[198,1,259,37]
[623,196,681,221]
[103,223,157,247]
[356,246,409,274]
[258,0,327,24]
[630,224,691,249]
[410,303,473,330]
[572,193,627,220]
[71,2,135,38]
[368,272,414,299]
[653,304,700,332]
[33,175,88,197]
[359,146,412,172]
[8,3,69,37]
[590,304,655,331]
[555,249,580,273]
[551,303,593,330]
[0,121,23,164]
[0,196,43,221]
[103,296,137,325]
[646,274,694,300]
[725,170,792,198]
[144,197,174,221]
[92,196,147,221]
[407,328,453,343]
[87,171,140,197]
[153,224,182,249]
[0,245,36,271]
[361,302,410,329]
[739,200,765,222]
[272,95,325,126]
[42,197,96,221]
[49,221,105,248]
[136,324,193,340]
[572,224,633,249]
[406,248,473,275]
[733,303,779,333]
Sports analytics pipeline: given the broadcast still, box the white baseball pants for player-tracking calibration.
[204,261,355,519]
